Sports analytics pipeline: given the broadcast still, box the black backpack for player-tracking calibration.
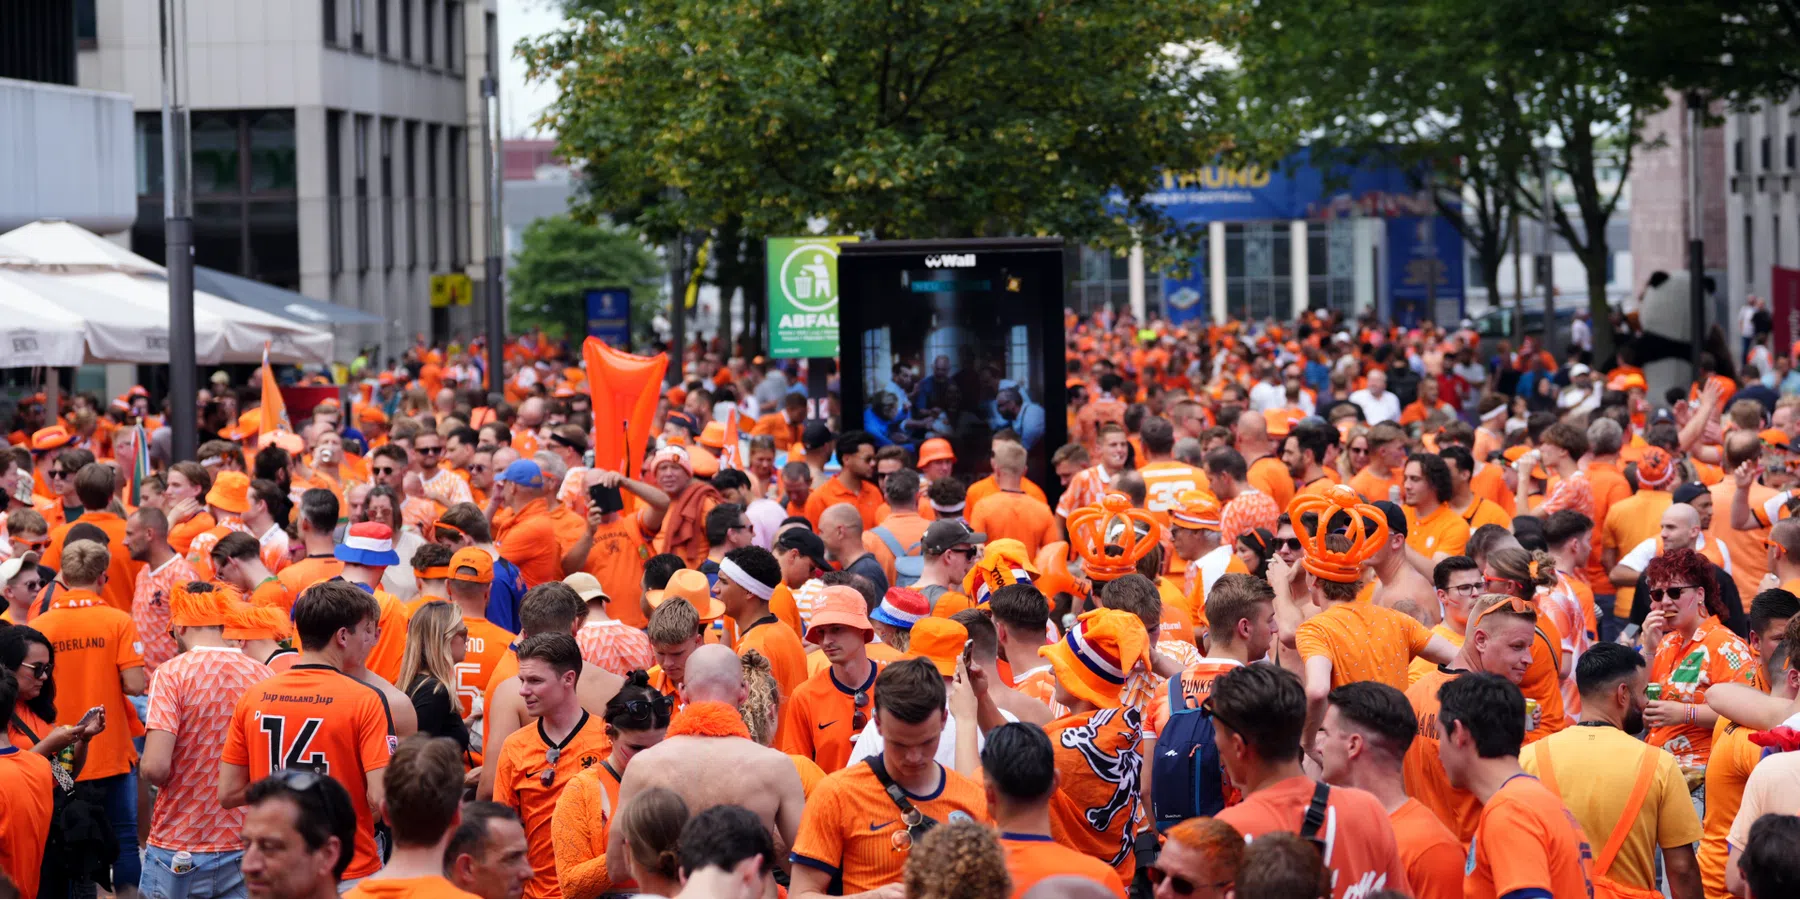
[1150,676,1227,831]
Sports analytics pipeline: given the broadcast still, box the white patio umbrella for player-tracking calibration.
[0,269,228,363]
[0,272,90,366]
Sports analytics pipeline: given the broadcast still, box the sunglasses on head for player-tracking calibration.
[617,696,675,723]
[1200,695,1244,735]
[1145,866,1228,898]
[1645,585,1701,604]
[1468,595,1535,632]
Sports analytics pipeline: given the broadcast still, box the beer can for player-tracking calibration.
[1646,684,1663,701]
[1524,698,1539,721]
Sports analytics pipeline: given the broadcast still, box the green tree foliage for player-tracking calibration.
[1622,1,1800,106]
[523,0,1236,269]
[507,214,665,344]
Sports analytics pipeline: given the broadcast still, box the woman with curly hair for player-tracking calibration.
[902,820,1012,899]
[1643,546,1759,772]
[550,670,672,897]
[740,650,826,797]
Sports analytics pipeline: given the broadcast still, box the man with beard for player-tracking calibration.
[641,446,723,569]
[1519,641,1701,897]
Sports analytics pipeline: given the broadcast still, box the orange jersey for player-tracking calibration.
[1011,664,1069,721]
[790,759,989,895]
[132,554,199,673]
[966,474,1047,511]
[804,476,886,529]
[344,875,479,898]
[1246,455,1295,512]
[31,591,144,781]
[362,587,413,685]
[1000,833,1127,898]
[222,664,395,880]
[1350,467,1403,505]
[43,509,139,612]
[1295,601,1432,691]
[967,490,1059,561]
[1389,798,1463,900]
[1700,718,1761,897]
[250,577,297,614]
[1404,504,1470,559]
[737,616,810,698]
[1581,462,1631,592]
[576,519,649,629]
[1046,709,1144,878]
[0,746,53,899]
[550,762,626,897]
[278,555,346,600]
[1135,461,1213,527]
[779,663,880,773]
[1215,776,1410,899]
[1403,666,1482,842]
[481,650,521,754]
[455,615,518,719]
[144,646,274,852]
[1469,463,1516,516]
[1602,490,1670,617]
[1648,615,1759,768]
[1463,775,1594,899]
[575,619,655,678]
[492,712,614,899]
[497,499,568,589]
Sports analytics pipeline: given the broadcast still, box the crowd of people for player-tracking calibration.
[3,309,1800,900]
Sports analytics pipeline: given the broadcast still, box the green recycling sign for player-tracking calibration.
[767,236,858,358]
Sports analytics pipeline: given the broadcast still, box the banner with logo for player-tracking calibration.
[1774,267,1800,356]
[767,236,859,358]
[1160,256,1209,326]
[1387,214,1465,328]
[584,288,632,348]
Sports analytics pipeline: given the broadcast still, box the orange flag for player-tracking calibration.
[582,337,667,476]
[259,341,289,446]
[718,408,743,471]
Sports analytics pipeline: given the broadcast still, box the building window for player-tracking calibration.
[131,110,301,288]
[485,11,497,75]
[1225,222,1291,322]
[445,1,461,74]
[76,0,97,48]
[405,122,418,267]
[1763,136,1772,171]
[423,0,435,67]
[1746,214,1755,290]
[381,119,395,269]
[1735,138,1744,173]
[350,0,364,50]
[1789,133,1796,170]
[1777,216,1783,269]
[327,111,343,274]
[447,126,462,267]
[323,0,337,46]
[400,0,412,60]
[426,124,439,269]
[1306,220,1355,314]
[377,0,389,54]
[355,115,370,272]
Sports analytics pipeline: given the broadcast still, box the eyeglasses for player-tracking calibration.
[372,466,398,476]
[19,661,51,679]
[1445,581,1484,596]
[1146,866,1229,897]
[853,689,870,731]
[1468,596,1535,633]
[1646,585,1702,604]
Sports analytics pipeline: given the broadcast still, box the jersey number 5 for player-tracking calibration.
[261,715,330,774]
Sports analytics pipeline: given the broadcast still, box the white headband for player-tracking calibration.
[932,501,966,514]
[718,558,773,601]
[1480,403,1507,423]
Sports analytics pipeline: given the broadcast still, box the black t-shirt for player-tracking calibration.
[843,553,890,598]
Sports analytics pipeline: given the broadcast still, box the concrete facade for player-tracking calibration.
[1724,93,1800,313]
[76,0,498,364]
[1629,92,1729,288]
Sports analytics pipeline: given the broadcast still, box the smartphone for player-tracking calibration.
[589,483,625,515]
[1616,623,1641,646]
[76,706,103,730]
[961,638,974,670]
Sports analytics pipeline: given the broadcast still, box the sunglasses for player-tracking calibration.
[1645,585,1702,605]
[415,445,443,455]
[46,470,69,480]
[19,661,51,679]
[1146,866,1229,897]
[853,689,870,731]
[1468,596,1535,633]
[372,466,398,476]
[1276,537,1303,552]
[18,538,47,550]
[469,464,489,473]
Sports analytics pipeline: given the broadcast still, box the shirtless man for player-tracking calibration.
[606,645,806,875]
[1365,501,1440,624]
[477,583,625,799]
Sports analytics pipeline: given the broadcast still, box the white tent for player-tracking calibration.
[0,220,333,364]
[0,272,90,366]
[0,269,227,363]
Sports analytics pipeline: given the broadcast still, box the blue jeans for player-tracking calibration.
[78,771,142,889]
[140,847,246,899]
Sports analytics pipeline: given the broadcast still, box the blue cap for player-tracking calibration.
[498,459,545,489]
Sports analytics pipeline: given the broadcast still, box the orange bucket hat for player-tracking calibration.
[207,471,253,514]
[917,438,956,468]
[1039,607,1151,708]
[1287,485,1388,584]
[1168,490,1222,532]
[908,617,969,676]
[1067,493,1162,582]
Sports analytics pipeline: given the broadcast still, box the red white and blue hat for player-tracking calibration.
[335,521,400,567]
[870,587,930,629]
[1038,608,1150,708]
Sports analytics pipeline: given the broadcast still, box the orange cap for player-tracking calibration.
[917,438,956,468]
[358,406,389,425]
[907,617,969,676]
[30,425,71,451]
[699,421,727,450]
[1637,447,1675,488]
[1168,490,1222,531]
[804,585,874,644]
[1762,428,1791,447]
[1038,608,1150,708]
[206,471,252,514]
[645,569,723,621]
[448,547,494,584]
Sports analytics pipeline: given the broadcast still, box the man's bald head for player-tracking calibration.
[518,397,546,426]
[681,644,746,707]
[820,503,863,534]
[1725,429,1764,469]
[1662,501,1703,550]
[1236,409,1270,445]
[1774,518,1800,556]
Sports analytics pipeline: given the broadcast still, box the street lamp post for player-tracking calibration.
[1687,91,1707,372]
[480,69,504,399]
[160,0,197,461]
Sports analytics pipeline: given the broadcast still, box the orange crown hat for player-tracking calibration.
[170,583,236,628]
[963,541,1038,605]
[1168,490,1222,531]
[223,604,292,641]
[1287,485,1389,583]
[1067,493,1163,582]
[1038,607,1152,708]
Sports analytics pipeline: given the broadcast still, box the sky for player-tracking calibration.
[498,0,567,138]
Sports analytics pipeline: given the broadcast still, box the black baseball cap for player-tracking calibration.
[775,527,830,571]
[802,422,834,451]
[922,520,986,557]
[1369,500,1408,537]
[1672,482,1709,506]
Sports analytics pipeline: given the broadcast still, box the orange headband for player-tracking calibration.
[1287,485,1389,583]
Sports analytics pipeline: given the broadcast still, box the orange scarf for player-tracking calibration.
[667,702,750,739]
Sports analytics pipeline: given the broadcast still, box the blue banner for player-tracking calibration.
[1387,216,1465,328]
[1141,148,1428,225]
[1161,261,1209,326]
[584,288,632,348]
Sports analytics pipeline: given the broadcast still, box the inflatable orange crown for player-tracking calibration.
[1287,484,1388,583]
[1068,493,1163,582]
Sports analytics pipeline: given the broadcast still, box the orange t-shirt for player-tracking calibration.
[1215,776,1411,899]
[1582,462,1632,592]
[1469,463,1516,516]
[578,519,649,629]
[1247,455,1295,512]
[43,509,140,612]
[250,577,297,614]
[1135,461,1213,528]
[804,476,886,529]
[779,663,880,774]
[1403,666,1482,842]
[144,646,275,853]
[1350,467,1404,505]
[1000,833,1127,899]
[222,664,395,880]
[1295,601,1432,690]
[1047,710,1143,879]
[1711,480,1777,603]
[1463,775,1594,899]
[737,617,810,698]
[968,491,1060,561]
[456,615,518,719]
[1601,490,1670,616]
[278,555,346,600]
[31,591,144,780]
[1700,718,1760,897]
[966,474,1047,511]
[790,760,989,895]
[167,510,217,556]
[1404,504,1470,559]
[497,499,568,588]
[492,712,615,899]
[0,747,53,899]
[362,587,413,686]
[344,875,479,898]
[1389,798,1464,900]
[482,649,521,755]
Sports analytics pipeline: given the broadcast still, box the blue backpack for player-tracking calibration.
[1150,676,1227,831]
[870,525,924,586]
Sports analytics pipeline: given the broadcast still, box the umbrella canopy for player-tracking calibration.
[52,272,331,365]
[0,219,160,272]
[0,269,227,363]
[0,272,91,366]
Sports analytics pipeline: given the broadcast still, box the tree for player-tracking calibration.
[506,214,665,345]
[523,0,1237,275]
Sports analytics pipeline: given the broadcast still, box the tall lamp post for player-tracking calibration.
[480,63,504,399]
[160,0,197,460]
[1688,91,1707,372]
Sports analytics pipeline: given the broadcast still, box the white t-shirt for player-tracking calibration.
[1248,381,1286,413]
[1619,534,1733,575]
[1348,389,1402,424]
[846,706,1018,771]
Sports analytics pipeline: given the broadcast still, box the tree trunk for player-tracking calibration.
[1584,239,1613,366]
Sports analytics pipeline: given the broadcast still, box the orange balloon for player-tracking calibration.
[582,337,669,475]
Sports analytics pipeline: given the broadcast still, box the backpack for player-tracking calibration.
[1150,676,1227,831]
[870,525,924,587]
